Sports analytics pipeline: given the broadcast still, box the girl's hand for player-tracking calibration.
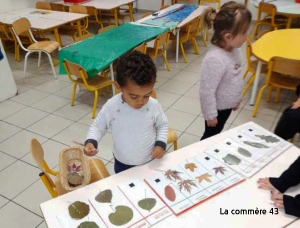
[257,177,276,191]
[207,118,218,127]
[84,143,98,156]
[151,146,165,159]
[233,100,241,111]
[271,190,284,209]
[291,99,300,109]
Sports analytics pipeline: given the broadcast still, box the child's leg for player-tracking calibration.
[274,107,300,140]
[201,109,232,140]
[114,157,135,174]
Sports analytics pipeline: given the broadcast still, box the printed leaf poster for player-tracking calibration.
[144,153,244,215]
[56,199,106,228]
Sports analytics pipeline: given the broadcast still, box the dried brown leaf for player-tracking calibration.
[213,166,227,175]
[196,173,212,183]
[178,179,197,194]
[165,169,182,181]
[184,163,197,172]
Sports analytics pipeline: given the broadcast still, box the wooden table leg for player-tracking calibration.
[286,16,293,28]
[76,19,83,37]
[53,27,62,47]
[129,3,134,22]
[161,0,165,7]
[114,8,119,26]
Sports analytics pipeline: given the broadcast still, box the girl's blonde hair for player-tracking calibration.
[201,1,252,48]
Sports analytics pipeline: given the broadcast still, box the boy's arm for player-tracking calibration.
[85,104,110,149]
[199,57,225,121]
[283,194,300,217]
[269,156,300,193]
[154,104,169,151]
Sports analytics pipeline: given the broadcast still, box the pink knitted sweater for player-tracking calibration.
[199,45,243,120]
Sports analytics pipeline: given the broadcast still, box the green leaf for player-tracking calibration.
[95,189,112,203]
[238,147,252,157]
[243,141,269,148]
[255,134,280,143]
[77,221,99,228]
[109,205,133,226]
[68,201,90,219]
[223,154,241,165]
[138,198,156,212]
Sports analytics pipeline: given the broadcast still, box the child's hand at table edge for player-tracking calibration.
[151,146,165,159]
[257,177,277,192]
[233,100,241,111]
[207,118,218,127]
[84,142,98,156]
[271,190,284,209]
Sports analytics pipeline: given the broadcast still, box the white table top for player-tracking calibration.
[287,219,300,227]
[0,8,87,30]
[40,122,300,228]
[252,0,300,15]
[133,4,208,29]
[54,0,135,10]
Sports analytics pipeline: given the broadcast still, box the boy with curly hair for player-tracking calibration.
[84,51,168,173]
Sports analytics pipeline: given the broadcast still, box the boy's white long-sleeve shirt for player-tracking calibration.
[86,93,168,165]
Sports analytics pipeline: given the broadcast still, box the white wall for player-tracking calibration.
[0,0,38,13]
[137,0,258,19]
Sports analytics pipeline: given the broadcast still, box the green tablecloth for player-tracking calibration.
[59,23,168,77]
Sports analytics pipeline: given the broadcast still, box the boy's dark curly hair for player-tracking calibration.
[116,51,157,87]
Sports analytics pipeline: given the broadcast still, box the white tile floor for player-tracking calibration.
[0,12,299,228]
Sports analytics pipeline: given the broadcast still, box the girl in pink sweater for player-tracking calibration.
[199,2,251,140]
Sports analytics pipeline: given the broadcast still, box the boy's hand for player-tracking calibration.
[292,99,300,109]
[84,143,98,156]
[207,118,218,127]
[233,100,241,111]
[257,177,276,191]
[151,146,165,159]
[271,190,284,209]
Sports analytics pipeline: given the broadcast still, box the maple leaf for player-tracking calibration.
[68,163,82,173]
[184,163,197,172]
[213,166,227,175]
[164,169,182,181]
[178,179,197,194]
[196,173,212,183]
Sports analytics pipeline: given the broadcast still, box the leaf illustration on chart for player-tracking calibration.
[68,201,90,219]
[138,198,156,212]
[165,169,182,181]
[109,205,133,226]
[238,147,252,157]
[77,221,99,228]
[255,134,280,143]
[165,185,176,202]
[178,179,197,194]
[185,162,197,172]
[213,166,227,175]
[243,141,269,148]
[95,189,112,203]
[196,173,212,183]
[223,154,241,165]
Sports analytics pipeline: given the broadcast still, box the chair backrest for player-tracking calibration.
[133,42,147,54]
[69,5,88,14]
[50,3,65,11]
[160,5,170,10]
[63,60,89,83]
[187,16,201,35]
[199,0,221,9]
[86,6,97,16]
[269,57,300,78]
[0,23,14,41]
[36,1,52,10]
[75,33,94,42]
[98,25,116,34]
[12,17,31,36]
[258,2,276,22]
[141,12,152,18]
[154,32,170,52]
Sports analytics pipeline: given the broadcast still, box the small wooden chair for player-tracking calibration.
[50,3,65,11]
[36,1,52,10]
[252,2,288,39]
[63,60,116,119]
[86,6,110,29]
[133,42,147,54]
[141,12,152,19]
[146,32,170,71]
[253,57,300,117]
[170,16,201,63]
[242,31,269,97]
[11,18,59,78]
[98,25,116,34]
[75,33,94,43]
[151,91,178,150]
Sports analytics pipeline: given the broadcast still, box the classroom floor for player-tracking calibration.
[0,12,299,228]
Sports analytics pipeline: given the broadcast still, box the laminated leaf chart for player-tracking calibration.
[144,153,244,215]
[141,4,198,29]
[205,123,292,178]
[57,200,107,228]
[88,179,172,228]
